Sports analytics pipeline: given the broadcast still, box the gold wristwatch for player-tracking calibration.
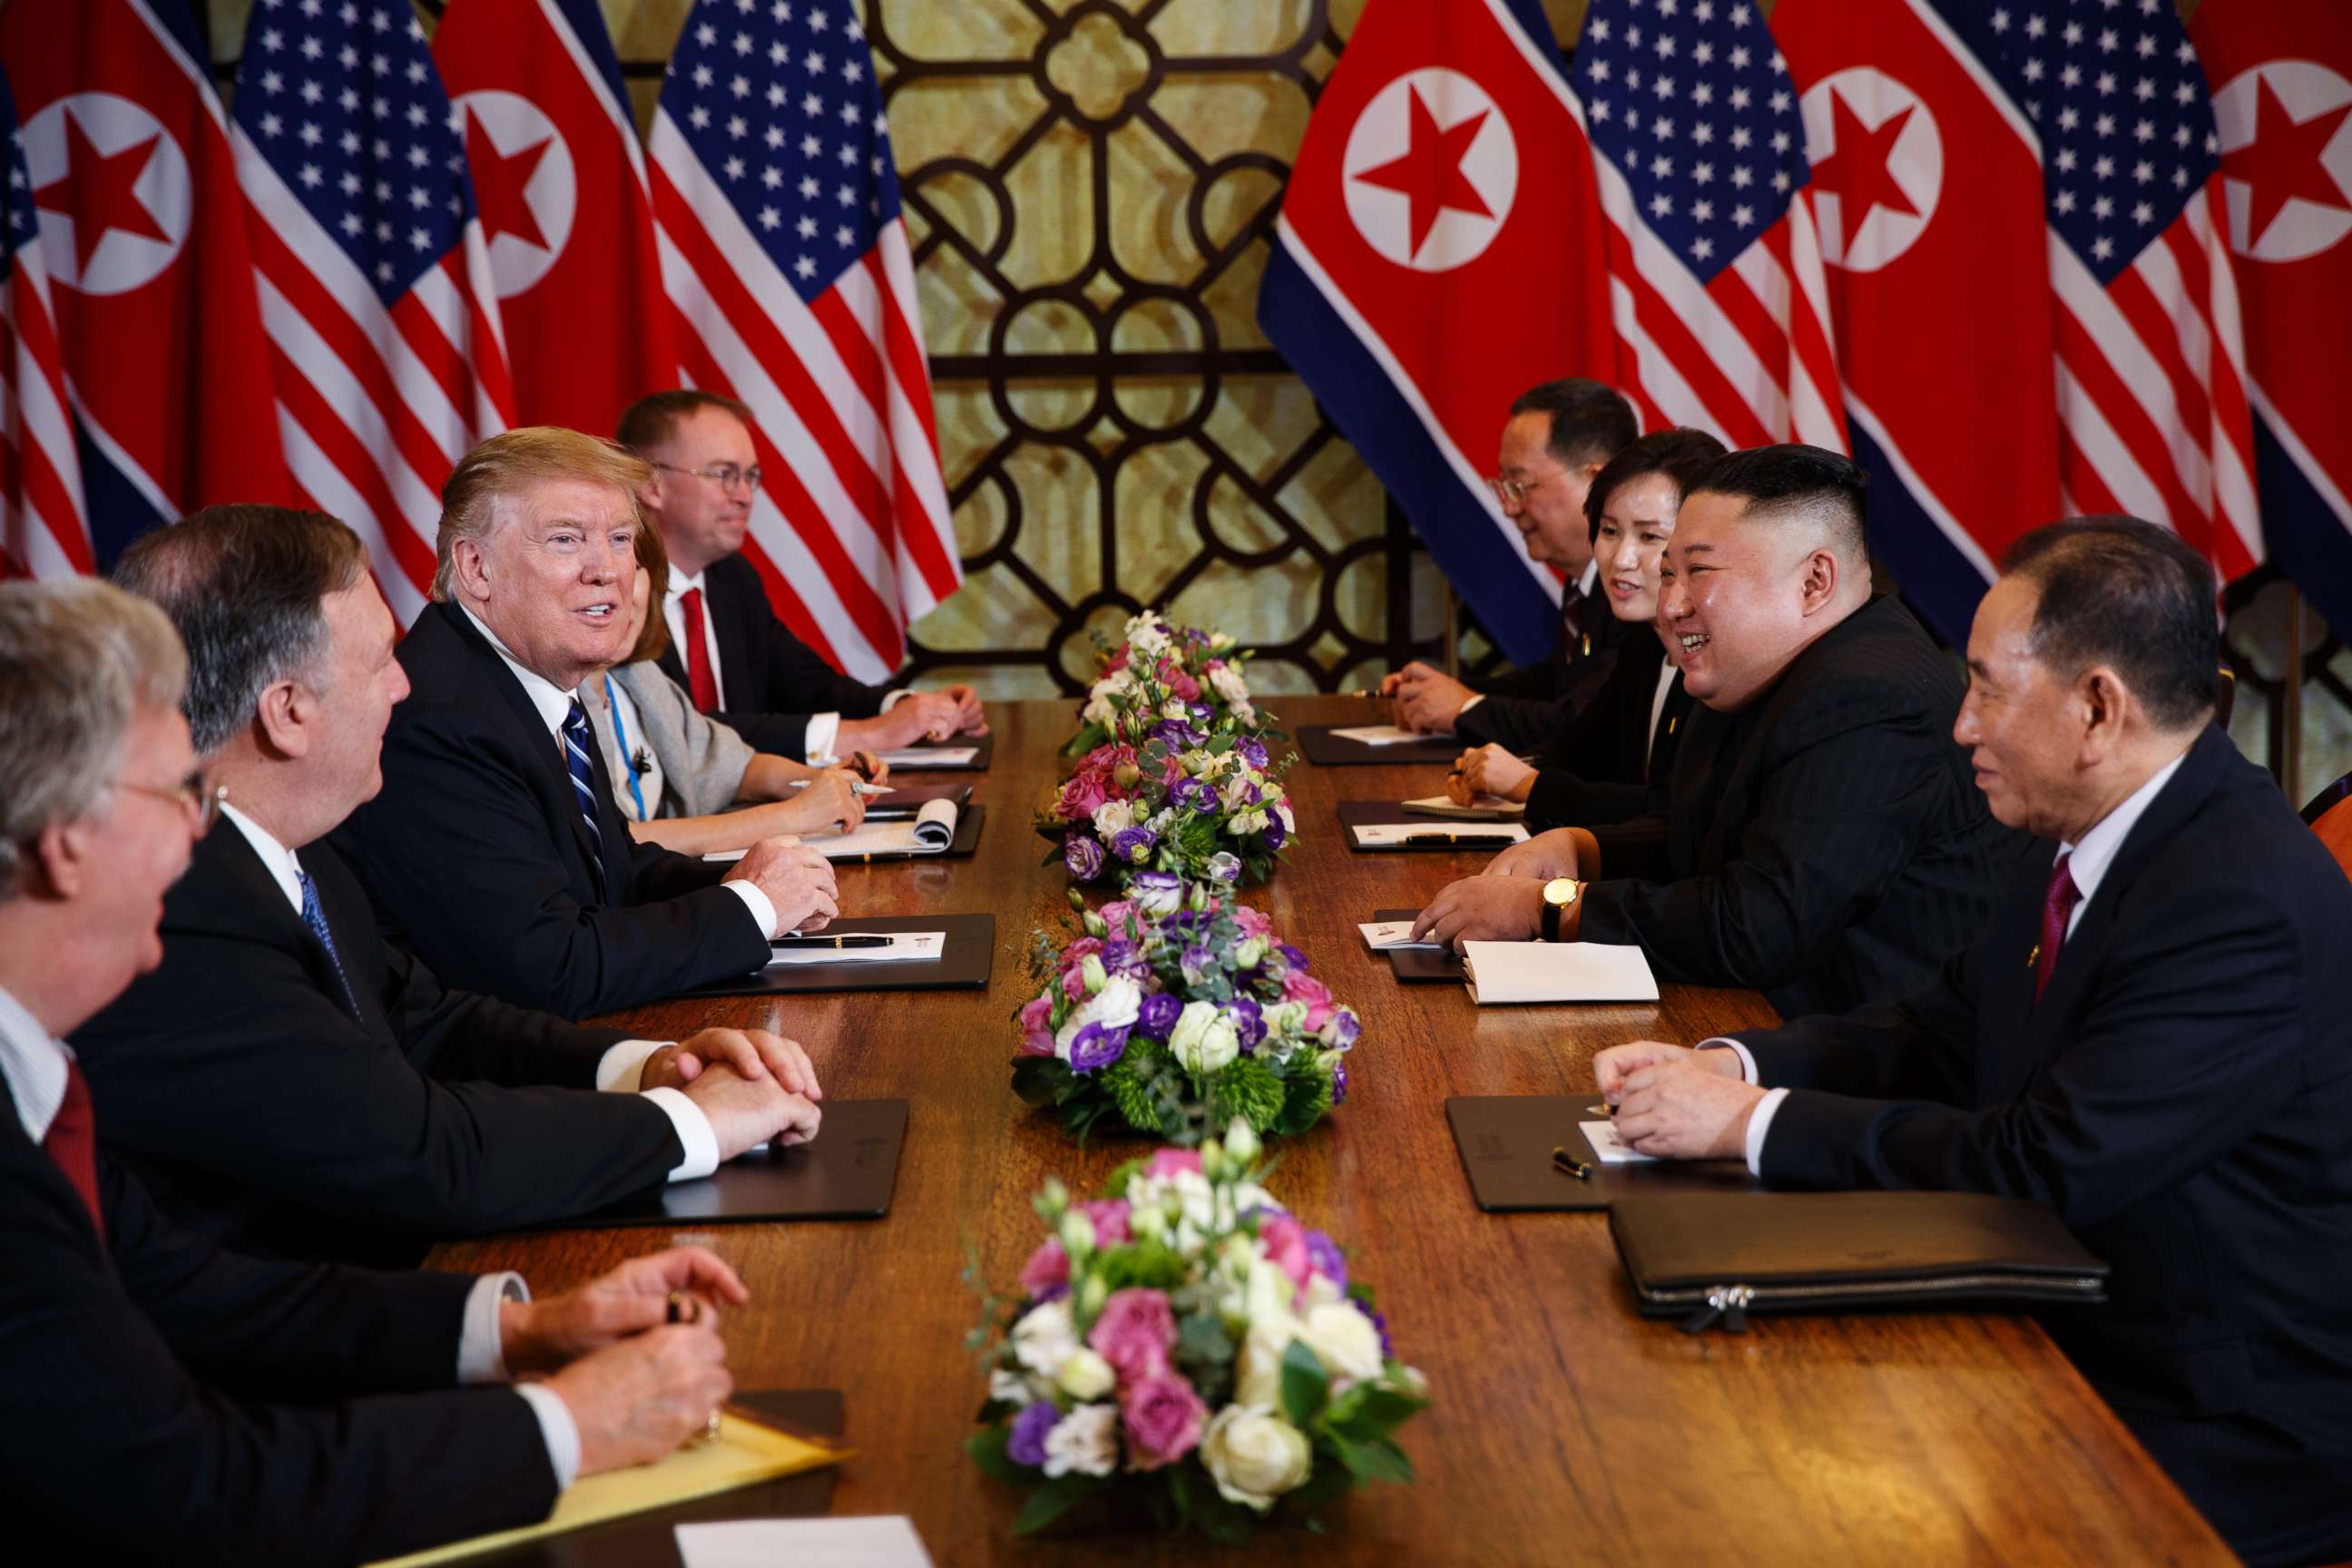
[1541,877,1581,943]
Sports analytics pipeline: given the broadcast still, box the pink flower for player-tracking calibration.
[1062,967,1089,1003]
[1304,1000,1335,1034]
[1097,900,1134,933]
[1165,666,1201,702]
[1231,904,1273,939]
[1281,971,1330,1009]
[1144,1148,1201,1180]
[1057,774,1111,821]
[1121,1373,1207,1470]
[1018,995,1054,1056]
[1106,648,1130,673]
[1088,1287,1177,1384]
[1079,1199,1131,1247]
[1259,1213,1314,1292]
[1019,1240,1068,1296]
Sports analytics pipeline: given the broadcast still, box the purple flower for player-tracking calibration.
[1240,738,1269,769]
[1068,1022,1129,1074]
[1134,992,1182,1040]
[1181,944,1215,982]
[1303,1230,1348,1291]
[1263,814,1287,849]
[1130,870,1184,916]
[1204,850,1243,883]
[1175,779,1218,815]
[1226,996,1264,1054]
[1102,937,1146,977]
[1152,720,1201,750]
[1006,1400,1059,1467]
[1277,944,1309,975]
[1323,1009,1360,1051]
[1063,835,1105,882]
[1331,1059,1349,1103]
[1112,825,1157,864]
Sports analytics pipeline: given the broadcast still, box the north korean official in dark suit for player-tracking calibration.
[1416,446,2024,1018]
[1596,520,2352,1567]
[0,577,743,1564]
[334,428,843,1018]
[618,389,986,762]
[1382,378,1638,750]
[79,506,825,1266]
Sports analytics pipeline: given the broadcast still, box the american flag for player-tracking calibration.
[647,0,958,685]
[1569,0,1847,452]
[0,71,89,581]
[1951,0,2259,580]
[230,0,515,619]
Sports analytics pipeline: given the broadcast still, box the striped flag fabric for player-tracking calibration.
[647,0,959,686]
[1258,0,1622,668]
[0,71,91,582]
[230,0,516,621]
[2192,0,2352,637]
[1949,0,2259,584]
[435,0,680,436]
[1567,0,1847,455]
[1,0,289,562]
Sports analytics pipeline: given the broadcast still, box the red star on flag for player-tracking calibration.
[1352,86,1492,259]
[464,109,555,251]
[2220,74,2352,251]
[1810,93,1918,240]
[31,113,170,278]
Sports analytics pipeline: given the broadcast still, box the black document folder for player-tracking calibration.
[1296,722,1462,766]
[679,913,995,997]
[1446,1095,1759,1212]
[564,1098,908,1227]
[1338,800,1529,852]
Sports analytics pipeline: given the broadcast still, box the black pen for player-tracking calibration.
[1551,1146,1595,1181]
[1402,832,1504,847]
[771,934,894,949]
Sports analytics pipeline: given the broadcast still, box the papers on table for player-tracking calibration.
[877,744,979,767]
[705,799,960,862]
[677,1516,934,1568]
[1358,919,1443,950]
[1580,1120,1660,1164]
[1350,821,1529,848]
[1401,794,1526,820]
[766,932,946,966]
[1461,941,1661,1004]
[1328,723,1444,746]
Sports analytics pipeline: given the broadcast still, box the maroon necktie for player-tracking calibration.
[44,1057,103,1240]
[2034,853,2082,1004]
[679,587,720,712]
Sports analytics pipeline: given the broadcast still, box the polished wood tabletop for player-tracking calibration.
[434,694,2231,1566]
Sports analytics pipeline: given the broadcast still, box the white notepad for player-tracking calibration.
[1357,919,1443,950]
[1329,724,1443,745]
[1461,941,1661,1004]
[877,744,979,767]
[1350,821,1529,848]
[765,932,945,966]
[677,1515,934,1568]
[1580,1120,1660,1163]
[704,799,959,862]
[1400,794,1525,820]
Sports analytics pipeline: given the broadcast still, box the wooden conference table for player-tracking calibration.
[435,694,2230,1565]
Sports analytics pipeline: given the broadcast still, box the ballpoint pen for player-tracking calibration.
[1402,832,1510,847]
[771,934,895,949]
[1551,1147,1595,1181]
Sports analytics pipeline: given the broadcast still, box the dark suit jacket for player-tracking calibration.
[1581,596,2026,1017]
[333,601,772,1018]
[0,1083,555,1564]
[1454,581,1631,752]
[72,827,683,1266]
[656,553,891,760]
[1522,630,1696,832]
[1738,724,2352,1568]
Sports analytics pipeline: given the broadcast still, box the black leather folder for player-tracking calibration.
[1296,723,1462,765]
[557,1098,908,1227]
[882,732,992,770]
[1609,1191,2110,1331]
[1446,1095,1759,1211]
[1370,906,1461,983]
[1338,800,1530,852]
[679,913,995,997]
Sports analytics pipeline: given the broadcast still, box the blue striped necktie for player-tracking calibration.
[297,869,363,1020]
[562,699,610,900]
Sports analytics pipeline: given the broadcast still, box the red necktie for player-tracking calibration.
[679,586,719,712]
[44,1057,103,1240]
[2034,853,2082,1004]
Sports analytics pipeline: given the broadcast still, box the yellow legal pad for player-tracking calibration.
[368,1414,848,1567]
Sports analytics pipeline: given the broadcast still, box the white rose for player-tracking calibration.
[1042,1402,1120,1478]
[1231,1313,1300,1407]
[1199,1406,1312,1512]
[1166,999,1219,1064]
[1054,974,1142,1057]
[1126,615,1171,660]
[1262,1000,1308,1036]
[1234,699,1259,726]
[1011,1299,1078,1379]
[1209,662,1251,707]
[1275,801,1295,833]
[1091,799,1136,838]
[1161,698,1190,720]
[1299,1301,1385,1385]
[990,1367,1043,1407]
[1189,1014,1240,1073]
[1056,1348,1116,1401]
[1132,877,1184,916]
[1232,936,1268,970]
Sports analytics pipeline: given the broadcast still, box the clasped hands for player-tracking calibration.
[1592,1040,1763,1162]
[1379,661,1475,735]
[641,1026,824,1159]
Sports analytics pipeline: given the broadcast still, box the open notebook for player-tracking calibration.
[1461,940,1660,1004]
[707,799,961,862]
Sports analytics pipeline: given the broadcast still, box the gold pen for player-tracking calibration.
[1551,1146,1594,1181]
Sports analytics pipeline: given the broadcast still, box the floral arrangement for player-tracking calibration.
[967,1123,1426,1541]
[1063,609,1269,759]
[1013,880,1358,1146]
[1039,728,1295,890]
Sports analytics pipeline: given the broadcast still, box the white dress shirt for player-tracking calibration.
[662,569,906,766]
[215,802,717,1181]
[1713,747,2195,1175]
[455,605,778,939]
[0,979,581,1489]
[1458,560,1601,722]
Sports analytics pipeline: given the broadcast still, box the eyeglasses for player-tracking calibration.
[114,771,226,835]
[1487,474,1540,507]
[649,459,763,495]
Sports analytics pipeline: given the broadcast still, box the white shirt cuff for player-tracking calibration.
[1699,1037,1759,1083]
[457,1272,526,1385]
[1457,693,1485,714]
[877,689,910,711]
[803,712,842,765]
[1744,1088,1792,1178]
[721,877,779,939]
[593,1039,668,1093]
[642,1084,720,1181]
[513,1383,583,1491]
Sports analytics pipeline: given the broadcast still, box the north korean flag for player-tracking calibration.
[1779,0,2063,645]
[2193,0,2352,641]
[0,0,288,560]
[436,0,679,436]
[1259,0,1618,667]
